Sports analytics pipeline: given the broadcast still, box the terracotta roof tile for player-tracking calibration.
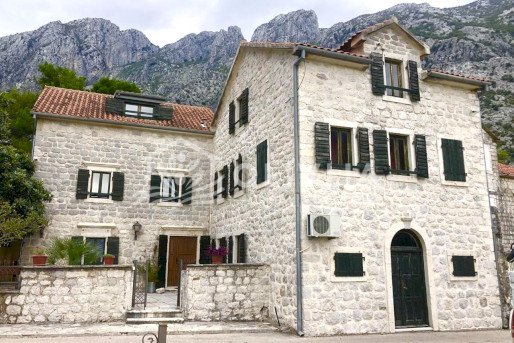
[427,69,490,83]
[499,163,514,178]
[33,86,213,132]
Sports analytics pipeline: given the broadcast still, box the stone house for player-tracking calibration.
[211,18,501,335]
[27,87,214,289]
[16,18,504,335]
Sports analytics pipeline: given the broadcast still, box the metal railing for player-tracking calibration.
[132,260,148,309]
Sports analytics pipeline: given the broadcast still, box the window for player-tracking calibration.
[334,253,365,277]
[256,140,268,184]
[72,235,119,265]
[150,174,192,204]
[385,59,403,97]
[85,237,106,265]
[451,255,476,277]
[162,177,180,202]
[125,103,154,117]
[90,171,111,198]
[330,127,353,170]
[389,134,410,174]
[228,88,249,135]
[441,139,466,182]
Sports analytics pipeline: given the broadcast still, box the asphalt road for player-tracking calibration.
[0,330,508,343]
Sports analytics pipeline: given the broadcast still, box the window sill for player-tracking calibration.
[327,169,361,178]
[215,198,226,205]
[157,202,183,207]
[331,275,368,283]
[256,179,270,190]
[448,275,478,282]
[441,179,469,187]
[385,174,418,184]
[382,94,412,105]
[84,198,113,204]
[233,190,246,199]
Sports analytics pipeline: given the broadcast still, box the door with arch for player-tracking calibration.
[391,230,429,327]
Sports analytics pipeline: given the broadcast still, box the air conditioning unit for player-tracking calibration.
[307,214,340,238]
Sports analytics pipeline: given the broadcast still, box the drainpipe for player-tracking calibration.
[31,113,37,160]
[293,48,305,336]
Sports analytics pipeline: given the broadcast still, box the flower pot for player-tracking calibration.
[211,255,223,264]
[147,282,156,293]
[103,256,115,265]
[32,255,48,266]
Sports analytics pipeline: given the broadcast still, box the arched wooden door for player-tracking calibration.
[391,230,429,327]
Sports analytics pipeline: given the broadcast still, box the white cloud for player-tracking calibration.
[0,0,475,46]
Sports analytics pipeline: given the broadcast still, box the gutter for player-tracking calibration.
[292,48,305,337]
[31,111,215,137]
[293,45,371,66]
[424,71,489,88]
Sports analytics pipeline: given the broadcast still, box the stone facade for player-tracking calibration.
[27,118,213,265]
[210,47,298,328]
[0,266,132,324]
[181,264,270,321]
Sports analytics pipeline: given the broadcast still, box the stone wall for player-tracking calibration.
[0,266,132,324]
[210,47,298,328]
[181,264,270,321]
[296,29,502,335]
[29,119,213,265]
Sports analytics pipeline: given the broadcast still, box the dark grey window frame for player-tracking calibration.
[330,126,353,170]
[389,134,410,175]
[384,59,404,98]
[161,176,181,203]
[89,171,111,199]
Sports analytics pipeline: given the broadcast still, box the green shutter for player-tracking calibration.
[408,60,420,101]
[373,130,390,175]
[237,234,246,263]
[229,101,236,134]
[452,256,476,277]
[357,127,370,172]
[213,171,218,199]
[236,153,243,191]
[314,122,330,170]
[149,174,161,202]
[414,135,429,178]
[106,237,120,264]
[199,236,212,264]
[256,140,267,184]
[229,161,235,196]
[154,105,172,120]
[240,88,249,125]
[157,235,168,288]
[222,165,229,198]
[370,53,385,96]
[111,172,124,201]
[105,98,124,115]
[334,253,364,277]
[70,236,84,265]
[442,139,466,182]
[228,236,234,264]
[181,177,192,204]
[76,169,90,199]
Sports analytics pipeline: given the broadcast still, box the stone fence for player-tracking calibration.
[0,265,133,324]
[180,264,270,321]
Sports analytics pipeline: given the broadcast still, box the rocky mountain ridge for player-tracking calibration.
[0,0,512,151]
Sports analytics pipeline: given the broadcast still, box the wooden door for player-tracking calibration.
[167,236,197,287]
[392,250,428,327]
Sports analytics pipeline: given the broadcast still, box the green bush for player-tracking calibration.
[46,238,101,265]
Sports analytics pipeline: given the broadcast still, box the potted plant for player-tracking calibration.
[147,260,159,293]
[207,246,229,264]
[32,247,48,266]
[103,254,115,265]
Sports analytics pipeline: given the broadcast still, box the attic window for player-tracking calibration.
[125,104,154,118]
[384,59,403,97]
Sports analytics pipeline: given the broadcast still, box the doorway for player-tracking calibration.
[167,236,197,287]
[391,230,429,327]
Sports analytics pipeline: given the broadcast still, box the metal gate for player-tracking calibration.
[132,260,148,309]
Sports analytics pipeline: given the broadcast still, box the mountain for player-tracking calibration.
[0,1,512,152]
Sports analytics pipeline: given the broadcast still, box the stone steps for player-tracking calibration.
[126,308,184,324]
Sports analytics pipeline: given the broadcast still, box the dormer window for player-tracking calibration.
[125,104,154,118]
[384,59,403,98]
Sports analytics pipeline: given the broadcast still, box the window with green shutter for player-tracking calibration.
[451,255,476,277]
[441,139,466,182]
[256,140,268,184]
[334,253,365,277]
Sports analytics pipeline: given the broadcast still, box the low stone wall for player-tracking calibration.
[0,265,133,324]
[181,264,270,321]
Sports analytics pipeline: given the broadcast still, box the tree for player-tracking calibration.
[37,62,86,90]
[0,90,38,153]
[0,145,52,245]
[91,77,141,94]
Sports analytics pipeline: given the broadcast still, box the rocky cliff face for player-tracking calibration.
[0,18,158,89]
[0,1,511,151]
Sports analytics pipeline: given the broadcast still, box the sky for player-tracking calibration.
[0,0,475,47]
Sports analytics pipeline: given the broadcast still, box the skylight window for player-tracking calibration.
[125,104,154,118]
